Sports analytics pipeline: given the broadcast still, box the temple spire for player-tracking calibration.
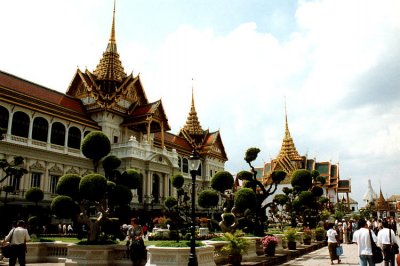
[93,0,126,82]
[277,99,302,161]
[107,0,117,53]
[183,81,203,135]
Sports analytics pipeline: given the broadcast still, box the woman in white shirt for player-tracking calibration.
[327,223,341,264]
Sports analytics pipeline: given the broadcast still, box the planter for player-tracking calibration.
[146,245,216,266]
[303,239,311,245]
[65,244,122,266]
[287,241,296,250]
[315,235,324,241]
[227,254,242,266]
[263,245,276,256]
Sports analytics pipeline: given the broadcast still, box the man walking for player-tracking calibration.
[377,219,399,266]
[353,218,377,266]
[2,220,31,266]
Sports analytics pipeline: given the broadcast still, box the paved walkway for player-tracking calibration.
[281,242,388,266]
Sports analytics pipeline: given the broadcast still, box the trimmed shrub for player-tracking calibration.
[164,196,178,209]
[51,195,79,218]
[171,174,184,189]
[234,188,256,211]
[120,169,140,189]
[79,174,107,202]
[81,131,111,162]
[291,169,312,192]
[108,184,133,206]
[56,174,81,200]
[198,189,219,209]
[211,171,234,193]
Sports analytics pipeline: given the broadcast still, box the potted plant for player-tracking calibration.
[284,228,298,250]
[313,227,326,242]
[261,235,278,256]
[221,230,250,266]
[302,227,312,245]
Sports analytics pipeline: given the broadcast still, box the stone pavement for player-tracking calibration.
[281,242,387,266]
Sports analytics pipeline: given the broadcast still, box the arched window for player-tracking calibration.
[11,111,29,138]
[50,122,65,146]
[32,117,48,142]
[0,106,9,131]
[182,158,188,173]
[68,126,81,149]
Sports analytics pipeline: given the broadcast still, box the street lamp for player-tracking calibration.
[188,149,200,266]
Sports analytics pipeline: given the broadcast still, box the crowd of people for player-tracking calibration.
[326,217,399,266]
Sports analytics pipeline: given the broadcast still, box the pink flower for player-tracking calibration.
[261,235,278,248]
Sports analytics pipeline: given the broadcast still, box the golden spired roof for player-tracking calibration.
[93,1,126,82]
[277,103,302,161]
[183,87,203,135]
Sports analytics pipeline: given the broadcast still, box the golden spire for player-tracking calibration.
[183,81,203,135]
[277,99,302,161]
[93,0,126,82]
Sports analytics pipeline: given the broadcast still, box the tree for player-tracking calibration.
[81,131,111,172]
[51,132,134,243]
[236,147,287,236]
[210,171,234,210]
[25,187,44,207]
[0,156,28,183]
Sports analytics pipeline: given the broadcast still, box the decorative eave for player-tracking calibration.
[199,130,228,161]
[122,100,171,132]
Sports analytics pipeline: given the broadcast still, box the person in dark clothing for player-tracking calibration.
[127,218,146,266]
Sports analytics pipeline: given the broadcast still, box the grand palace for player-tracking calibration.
[0,7,228,211]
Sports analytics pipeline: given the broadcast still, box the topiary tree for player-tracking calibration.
[198,189,219,209]
[51,132,135,243]
[210,171,234,210]
[171,174,184,189]
[291,169,312,192]
[0,156,28,183]
[25,187,44,207]
[235,147,287,236]
[81,131,111,172]
[164,196,178,210]
[102,155,121,182]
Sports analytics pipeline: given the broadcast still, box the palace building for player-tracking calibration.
[260,109,352,206]
[0,6,227,210]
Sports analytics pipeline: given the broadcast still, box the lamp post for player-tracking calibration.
[188,149,200,266]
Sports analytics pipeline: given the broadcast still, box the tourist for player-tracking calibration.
[327,223,341,264]
[353,218,376,266]
[127,218,146,266]
[2,220,31,266]
[377,219,399,266]
[343,219,348,244]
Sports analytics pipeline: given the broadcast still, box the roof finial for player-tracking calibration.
[107,0,117,52]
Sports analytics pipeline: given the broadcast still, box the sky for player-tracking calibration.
[1,0,400,207]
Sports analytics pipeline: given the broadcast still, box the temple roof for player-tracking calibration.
[182,89,203,135]
[277,109,302,161]
[93,3,126,82]
[0,70,98,128]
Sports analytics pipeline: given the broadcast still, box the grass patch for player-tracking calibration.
[148,240,204,248]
